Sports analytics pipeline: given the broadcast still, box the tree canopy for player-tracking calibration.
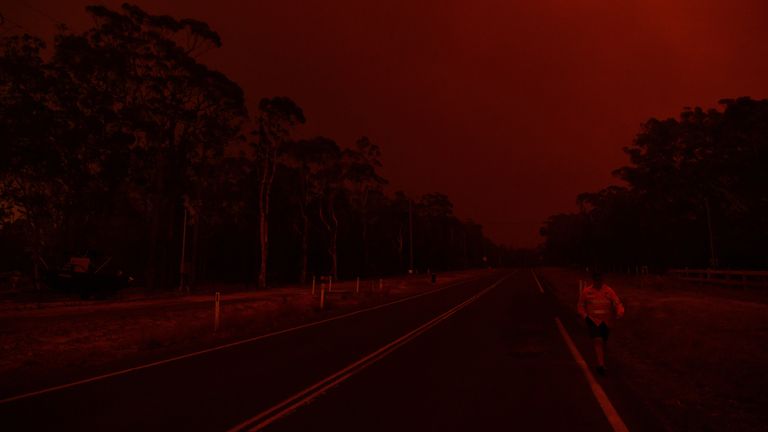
[0,4,505,290]
[541,97,768,270]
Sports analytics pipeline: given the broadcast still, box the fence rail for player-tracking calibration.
[668,268,768,287]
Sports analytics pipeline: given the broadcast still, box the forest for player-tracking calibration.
[0,4,508,291]
[540,97,768,271]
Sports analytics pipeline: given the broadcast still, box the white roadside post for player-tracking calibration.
[214,292,221,333]
[356,277,360,294]
[311,276,316,296]
[319,284,326,311]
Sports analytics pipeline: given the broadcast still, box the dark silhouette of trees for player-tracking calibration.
[251,97,305,289]
[0,4,503,292]
[541,97,768,270]
[0,34,64,286]
[281,136,341,284]
[316,146,344,279]
[342,136,387,276]
[54,4,246,290]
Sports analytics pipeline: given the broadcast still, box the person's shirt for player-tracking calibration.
[577,283,625,326]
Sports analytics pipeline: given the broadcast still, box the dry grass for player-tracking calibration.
[0,270,480,396]
[538,267,768,432]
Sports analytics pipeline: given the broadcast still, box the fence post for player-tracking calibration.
[214,292,221,333]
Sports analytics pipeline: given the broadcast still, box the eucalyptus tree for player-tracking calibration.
[316,147,344,279]
[415,193,456,270]
[53,4,247,289]
[342,136,387,275]
[0,34,66,284]
[251,97,305,289]
[281,136,340,284]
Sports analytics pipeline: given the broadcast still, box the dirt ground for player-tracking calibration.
[537,267,768,432]
[0,271,482,398]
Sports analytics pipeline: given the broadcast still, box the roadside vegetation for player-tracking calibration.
[540,98,768,271]
[0,4,512,294]
[0,270,482,397]
[539,268,768,432]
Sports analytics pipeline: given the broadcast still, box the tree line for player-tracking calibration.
[540,97,768,270]
[0,4,509,290]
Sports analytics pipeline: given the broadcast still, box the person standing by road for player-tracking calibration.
[577,272,624,375]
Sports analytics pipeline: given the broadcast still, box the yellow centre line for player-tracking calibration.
[0,273,493,405]
[531,269,545,293]
[228,272,516,432]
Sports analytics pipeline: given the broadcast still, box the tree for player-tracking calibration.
[0,34,64,285]
[52,4,247,289]
[281,137,340,284]
[542,97,768,269]
[251,97,305,289]
[342,136,387,275]
[316,149,344,279]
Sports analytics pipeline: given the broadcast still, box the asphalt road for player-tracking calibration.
[1,270,661,431]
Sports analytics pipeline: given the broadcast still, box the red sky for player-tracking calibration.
[4,0,768,247]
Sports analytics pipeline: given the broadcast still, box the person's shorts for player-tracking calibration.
[586,317,610,340]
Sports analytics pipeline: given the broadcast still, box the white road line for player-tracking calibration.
[531,269,545,293]
[228,273,515,432]
[554,318,630,432]
[0,274,493,405]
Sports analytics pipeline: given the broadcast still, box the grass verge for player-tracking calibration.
[538,267,768,432]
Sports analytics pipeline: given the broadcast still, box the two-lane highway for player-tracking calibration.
[249,270,618,431]
[1,270,656,431]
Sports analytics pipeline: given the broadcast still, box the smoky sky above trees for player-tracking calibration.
[2,3,512,290]
[5,0,768,247]
[540,97,768,270]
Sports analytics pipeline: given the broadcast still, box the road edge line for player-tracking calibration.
[531,269,545,293]
[554,317,630,432]
[0,273,494,405]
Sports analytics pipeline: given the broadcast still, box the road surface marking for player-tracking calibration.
[555,317,630,432]
[228,273,515,432]
[0,273,494,405]
[531,269,545,293]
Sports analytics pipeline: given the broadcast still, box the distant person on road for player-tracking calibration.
[577,272,624,375]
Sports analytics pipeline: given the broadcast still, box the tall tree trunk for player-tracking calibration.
[190,212,200,288]
[397,224,404,271]
[146,199,164,290]
[361,211,369,276]
[147,198,174,290]
[300,209,309,285]
[258,206,268,289]
[330,229,338,279]
[330,202,339,279]
[319,196,339,279]
[257,150,277,290]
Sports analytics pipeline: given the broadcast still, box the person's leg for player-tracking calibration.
[595,323,610,374]
[593,338,604,364]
